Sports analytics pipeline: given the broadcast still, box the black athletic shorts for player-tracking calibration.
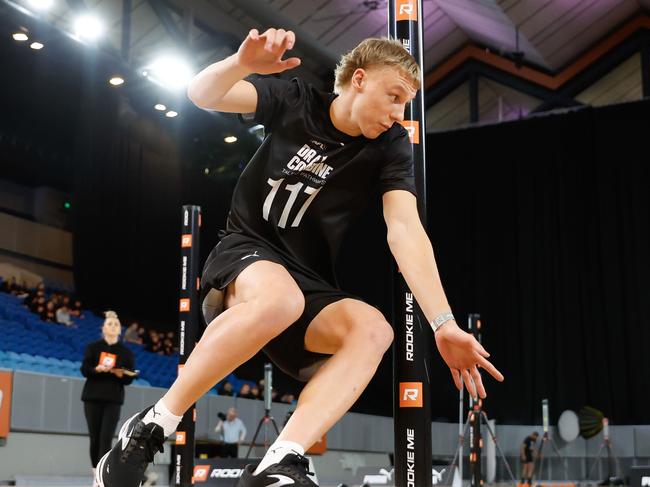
[523,450,533,463]
[200,232,356,381]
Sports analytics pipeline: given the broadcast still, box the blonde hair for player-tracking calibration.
[103,310,121,327]
[333,38,420,95]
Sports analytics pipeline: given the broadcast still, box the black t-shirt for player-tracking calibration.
[226,77,416,286]
[523,436,536,453]
[80,339,135,404]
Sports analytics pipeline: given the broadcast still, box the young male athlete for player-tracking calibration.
[95,28,504,487]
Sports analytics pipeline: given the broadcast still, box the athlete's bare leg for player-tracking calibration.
[277,298,393,450]
[161,260,305,415]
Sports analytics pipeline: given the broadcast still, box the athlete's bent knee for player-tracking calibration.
[251,291,304,337]
[349,320,394,355]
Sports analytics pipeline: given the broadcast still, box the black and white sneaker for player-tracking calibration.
[237,453,319,487]
[94,407,165,487]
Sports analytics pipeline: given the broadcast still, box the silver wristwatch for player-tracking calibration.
[431,312,455,332]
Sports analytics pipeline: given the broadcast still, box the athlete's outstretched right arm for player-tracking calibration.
[187,28,301,114]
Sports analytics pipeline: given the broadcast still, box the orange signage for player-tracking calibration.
[193,464,210,482]
[181,234,192,248]
[98,352,117,368]
[179,299,190,312]
[176,431,186,445]
[306,434,327,455]
[396,0,417,21]
[0,371,12,438]
[399,382,423,407]
[400,120,420,144]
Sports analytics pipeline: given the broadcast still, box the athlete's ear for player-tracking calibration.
[350,68,367,91]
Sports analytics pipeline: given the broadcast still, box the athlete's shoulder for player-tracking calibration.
[250,75,312,105]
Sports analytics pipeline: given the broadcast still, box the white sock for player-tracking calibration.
[142,399,183,438]
[253,440,305,475]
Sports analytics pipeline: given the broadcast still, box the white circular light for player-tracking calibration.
[109,76,124,86]
[28,0,54,10]
[154,104,166,111]
[558,410,580,442]
[165,110,178,118]
[30,42,44,50]
[74,15,104,41]
[13,33,29,42]
[204,168,210,175]
[224,136,237,144]
[147,56,192,91]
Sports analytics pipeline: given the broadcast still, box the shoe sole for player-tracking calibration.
[93,411,144,487]
[94,451,109,487]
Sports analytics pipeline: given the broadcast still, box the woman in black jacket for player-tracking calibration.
[80,310,136,478]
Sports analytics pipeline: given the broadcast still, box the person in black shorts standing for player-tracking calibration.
[81,311,135,483]
[96,27,505,487]
[520,431,539,484]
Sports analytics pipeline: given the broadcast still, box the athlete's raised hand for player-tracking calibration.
[237,28,301,75]
[434,321,504,399]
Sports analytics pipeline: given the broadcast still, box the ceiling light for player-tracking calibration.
[154,104,166,111]
[13,32,28,41]
[74,14,104,41]
[30,42,44,50]
[165,110,178,118]
[146,55,192,91]
[224,136,237,144]
[109,76,124,86]
[28,0,54,10]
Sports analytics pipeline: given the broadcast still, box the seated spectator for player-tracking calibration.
[1,277,22,295]
[69,299,84,319]
[28,292,45,313]
[250,385,261,401]
[25,289,44,309]
[0,277,28,298]
[220,381,234,396]
[123,323,142,344]
[162,337,174,355]
[238,383,254,399]
[0,277,14,293]
[42,300,56,322]
[280,393,296,405]
[137,325,146,343]
[13,280,29,299]
[147,330,164,354]
[56,305,75,327]
[33,296,46,316]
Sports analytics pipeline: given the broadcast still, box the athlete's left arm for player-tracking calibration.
[382,190,504,398]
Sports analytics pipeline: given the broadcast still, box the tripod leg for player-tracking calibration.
[549,438,570,480]
[445,415,472,485]
[269,417,281,436]
[245,417,267,459]
[608,441,622,479]
[480,412,518,484]
[586,442,606,481]
[537,439,547,482]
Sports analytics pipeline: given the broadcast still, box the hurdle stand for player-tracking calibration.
[389,2,433,487]
[175,205,202,487]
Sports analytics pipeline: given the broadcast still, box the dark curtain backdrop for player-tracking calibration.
[72,59,183,324]
[394,99,650,424]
